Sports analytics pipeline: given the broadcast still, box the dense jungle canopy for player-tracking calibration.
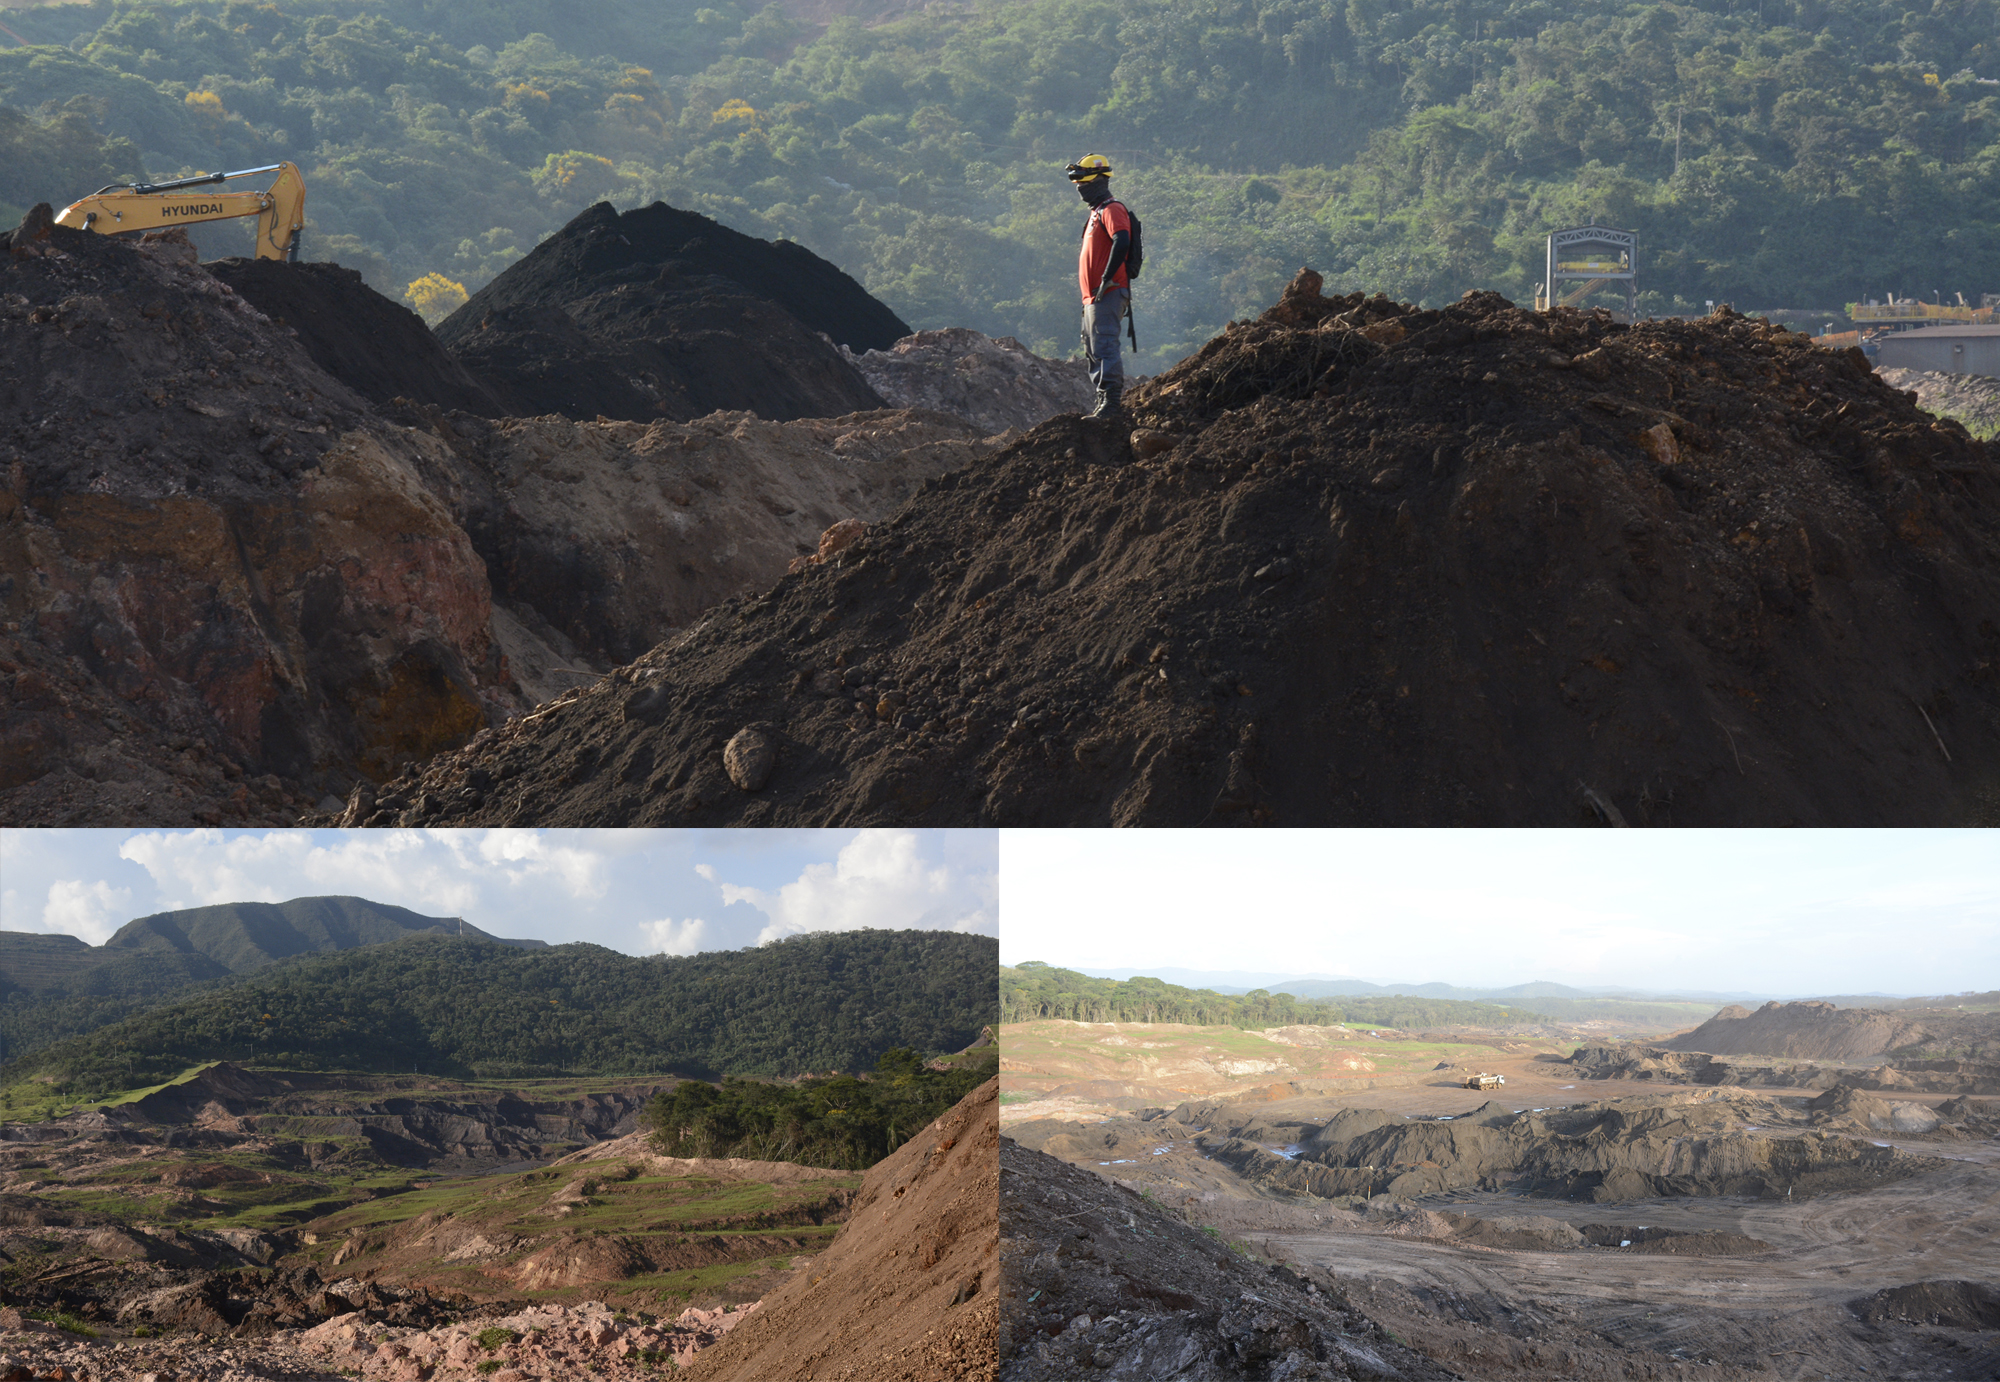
[1,0,1994,367]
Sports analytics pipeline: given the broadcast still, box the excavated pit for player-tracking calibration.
[370,271,2000,827]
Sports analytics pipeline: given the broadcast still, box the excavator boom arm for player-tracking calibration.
[54,161,305,261]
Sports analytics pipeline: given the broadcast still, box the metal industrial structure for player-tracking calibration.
[1849,295,1997,327]
[1536,225,1637,318]
[1875,325,2000,379]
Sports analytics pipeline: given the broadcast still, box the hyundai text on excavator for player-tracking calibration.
[54,161,305,260]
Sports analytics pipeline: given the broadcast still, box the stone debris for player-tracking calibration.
[838,328,1094,435]
[298,1299,758,1379]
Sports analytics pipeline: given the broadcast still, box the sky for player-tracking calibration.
[1000,829,1998,997]
[0,828,997,956]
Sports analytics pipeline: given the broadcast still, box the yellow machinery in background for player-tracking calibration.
[55,161,304,260]
[1536,225,1638,318]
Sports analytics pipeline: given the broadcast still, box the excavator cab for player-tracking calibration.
[55,161,305,261]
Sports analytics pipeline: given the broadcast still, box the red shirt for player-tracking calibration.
[1078,200,1132,303]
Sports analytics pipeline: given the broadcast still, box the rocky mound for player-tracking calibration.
[0,215,516,824]
[998,1135,1453,1381]
[381,271,2000,827]
[839,328,1093,434]
[1879,366,2000,435]
[435,202,898,424]
[1661,1000,1933,1060]
[679,1077,998,1381]
[208,257,505,416]
[1849,1279,2000,1331]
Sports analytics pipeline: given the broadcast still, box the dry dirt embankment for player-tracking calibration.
[384,271,2000,827]
[679,1077,999,1382]
[1656,1000,2000,1064]
[1,223,511,824]
[1,211,1002,824]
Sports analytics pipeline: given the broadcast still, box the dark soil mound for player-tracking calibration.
[433,201,898,424]
[1849,1280,2000,1330]
[208,258,504,416]
[356,270,2000,827]
[445,268,887,423]
[999,1136,1453,1381]
[441,200,909,353]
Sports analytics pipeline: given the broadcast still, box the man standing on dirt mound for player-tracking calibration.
[1069,154,1135,421]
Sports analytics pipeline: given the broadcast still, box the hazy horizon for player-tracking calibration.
[1001,830,1996,996]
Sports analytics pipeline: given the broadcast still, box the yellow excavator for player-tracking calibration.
[54,161,305,260]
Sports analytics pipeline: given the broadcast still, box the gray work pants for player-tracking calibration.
[1081,287,1128,391]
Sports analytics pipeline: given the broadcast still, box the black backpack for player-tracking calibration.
[1090,200,1143,279]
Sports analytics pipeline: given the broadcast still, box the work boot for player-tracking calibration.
[1090,382,1125,421]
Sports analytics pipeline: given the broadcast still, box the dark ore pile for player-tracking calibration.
[317,270,2000,826]
[434,201,899,423]
[209,258,505,416]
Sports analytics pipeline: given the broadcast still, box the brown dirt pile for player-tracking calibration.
[839,328,1094,434]
[679,1078,998,1382]
[1569,1038,2000,1094]
[435,202,899,424]
[382,270,2000,827]
[998,1136,1454,1381]
[1660,1000,1939,1060]
[0,219,518,825]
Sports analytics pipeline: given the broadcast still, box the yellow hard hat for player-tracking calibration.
[1065,154,1113,183]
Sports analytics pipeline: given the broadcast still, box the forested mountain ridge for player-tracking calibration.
[2,928,999,1096]
[1,0,1992,369]
[1001,963,1541,1029]
[0,896,546,1061]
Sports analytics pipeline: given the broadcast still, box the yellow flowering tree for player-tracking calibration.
[404,272,468,325]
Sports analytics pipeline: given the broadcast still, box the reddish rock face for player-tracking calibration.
[1,228,507,821]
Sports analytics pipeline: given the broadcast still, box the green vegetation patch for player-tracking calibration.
[1002,966,1538,1030]
[4,930,995,1097]
[643,1044,997,1169]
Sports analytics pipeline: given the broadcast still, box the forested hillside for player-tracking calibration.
[2,929,998,1096]
[2,0,1993,368]
[1000,962,1538,1028]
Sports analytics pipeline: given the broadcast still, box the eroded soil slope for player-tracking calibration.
[387,272,2000,827]
[679,1077,999,1381]
[0,223,514,824]
[1000,1136,1453,1381]
[840,328,1094,434]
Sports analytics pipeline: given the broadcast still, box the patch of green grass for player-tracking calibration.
[476,1362,502,1375]
[27,1308,98,1337]
[476,1326,518,1350]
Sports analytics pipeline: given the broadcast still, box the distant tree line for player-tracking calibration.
[3,930,996,1097]
[643,1044,997,1169]
[1000,963,1537,1029]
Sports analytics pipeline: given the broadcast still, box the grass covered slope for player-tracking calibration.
[2,929,998,1097]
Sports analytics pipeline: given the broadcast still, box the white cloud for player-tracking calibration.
[639,917,710,955]
[694,864,717,882]
[719,829,998,944]
[42,879,134,945]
